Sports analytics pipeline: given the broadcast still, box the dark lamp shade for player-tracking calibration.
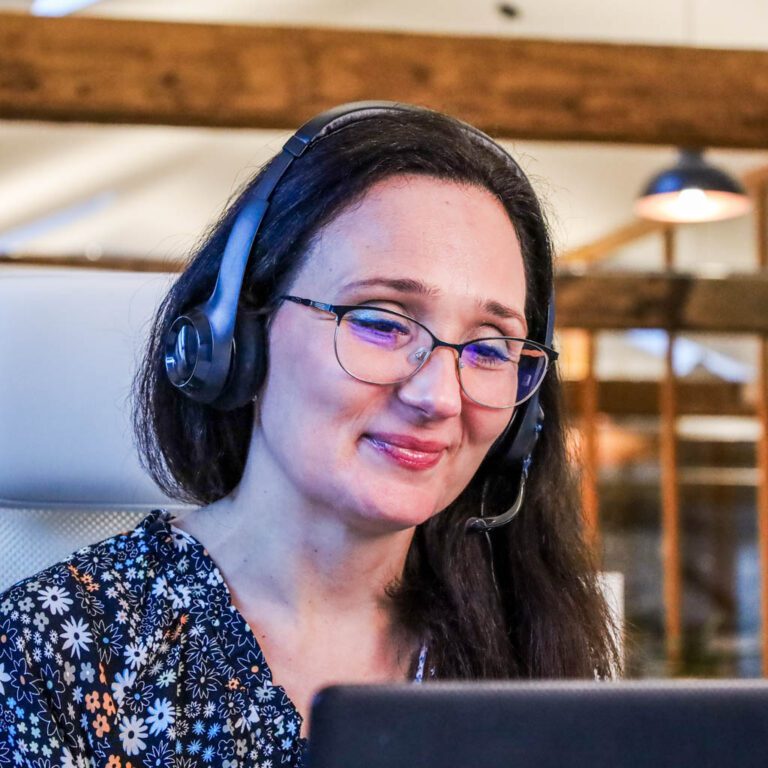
[634,149,752,223]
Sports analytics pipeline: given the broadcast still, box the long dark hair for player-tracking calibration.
[134,106,621,680]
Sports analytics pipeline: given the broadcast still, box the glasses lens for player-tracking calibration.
[459,338,549,408]
[335,307,428,384]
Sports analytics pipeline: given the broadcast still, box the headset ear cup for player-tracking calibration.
[209,311,267,411]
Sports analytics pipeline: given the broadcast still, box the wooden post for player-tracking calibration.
[660,228,683,673]
[580,331,601,551]
[755,186,768,677]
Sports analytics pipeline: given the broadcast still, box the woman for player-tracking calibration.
[0,102,619,767]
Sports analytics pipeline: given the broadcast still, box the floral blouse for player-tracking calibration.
[0,509,428,767]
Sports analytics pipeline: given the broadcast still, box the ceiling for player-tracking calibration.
[4,0,768,49]
[1,0,766,265]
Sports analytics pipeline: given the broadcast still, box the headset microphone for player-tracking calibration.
[464,292,555,533]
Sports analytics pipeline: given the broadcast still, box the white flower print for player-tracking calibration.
[111,668,137,705]
[157,668,177,687]
[254,681,275,703]
[62,661,76,685]
[0,662,10,694]
[124,641,149,670]
[146,697,175,735]
[170,584,191,611]
[151,575,169,599]
[32,612,49,632]
[36,585,73,616]
[119,714,148,755]
[92,618,123,664]
[125,680,153,713]
[171,531,190,551]
[59,617,93,659]
[61,747,76,768]
[144,743,174,768]
[18,596,34,613]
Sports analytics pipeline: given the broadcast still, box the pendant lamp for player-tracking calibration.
[635,148,751,223]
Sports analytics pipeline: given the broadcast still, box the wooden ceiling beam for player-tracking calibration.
[3,13,768,147]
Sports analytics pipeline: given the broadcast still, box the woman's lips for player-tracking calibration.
[363,433,448,470]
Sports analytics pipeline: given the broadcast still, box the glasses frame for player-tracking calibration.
[281,295,559,410]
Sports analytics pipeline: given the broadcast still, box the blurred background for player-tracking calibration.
[1,0,767,679]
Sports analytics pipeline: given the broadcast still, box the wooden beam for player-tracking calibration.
[556,271,768,333]
[561,220,670,266]
[563,380,753,418]
[3,14,768,147]
[0,254,175,273]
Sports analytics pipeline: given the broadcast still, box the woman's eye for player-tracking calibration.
[344,310,413,347]
[464,341,513,367]
[351,316,408,334]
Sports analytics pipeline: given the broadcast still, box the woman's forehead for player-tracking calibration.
[294,175,526,308]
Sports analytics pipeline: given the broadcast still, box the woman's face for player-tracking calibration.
[253,174,528,533]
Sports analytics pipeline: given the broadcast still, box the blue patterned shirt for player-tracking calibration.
[0,509,427,767]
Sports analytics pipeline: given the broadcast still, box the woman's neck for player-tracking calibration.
[172,478,416,641]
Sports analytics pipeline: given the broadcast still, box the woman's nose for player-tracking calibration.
[396,347,462,419]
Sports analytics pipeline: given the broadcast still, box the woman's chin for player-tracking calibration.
[348,486,443,533]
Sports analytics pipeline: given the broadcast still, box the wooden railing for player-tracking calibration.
[560,167,768,675]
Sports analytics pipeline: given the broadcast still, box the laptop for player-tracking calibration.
[307,679,768,768]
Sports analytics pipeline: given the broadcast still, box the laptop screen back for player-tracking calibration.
[308,680,768,768]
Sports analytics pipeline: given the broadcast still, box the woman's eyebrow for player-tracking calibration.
[341,276,439,296]
[482,299,528,333]
[341,276,527,331]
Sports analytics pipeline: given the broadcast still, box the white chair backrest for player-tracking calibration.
[0,267,188,590]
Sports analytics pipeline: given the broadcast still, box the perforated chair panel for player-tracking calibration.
[0,506,168,592]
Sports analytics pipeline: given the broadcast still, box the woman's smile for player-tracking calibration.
[361,432,451,471]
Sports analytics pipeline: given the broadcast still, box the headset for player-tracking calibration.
[164,101,555,533]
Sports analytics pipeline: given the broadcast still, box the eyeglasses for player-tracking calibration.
[281,295,558,410]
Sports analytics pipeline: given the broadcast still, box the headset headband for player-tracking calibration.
[165,101,533,403]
